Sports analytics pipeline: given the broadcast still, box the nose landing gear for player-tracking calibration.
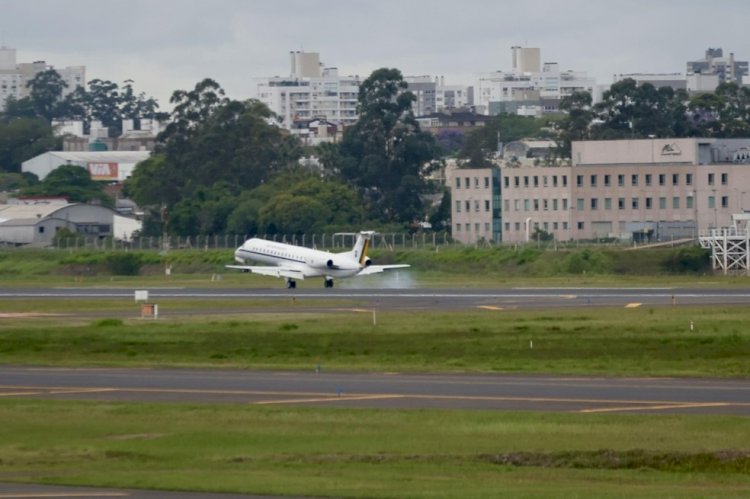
[286,278,297,289]
[324,278,334,288]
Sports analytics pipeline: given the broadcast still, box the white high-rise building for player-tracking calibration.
[0,46,85,112]
[476,47,596,117]
[405,75,471,116]
[256,51,361,129]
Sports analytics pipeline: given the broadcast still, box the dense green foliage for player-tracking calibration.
[0,117,59,173]
[320,68,441,224]
[555,79,750,156]
[19,164,112,206]
[461,113,554,166]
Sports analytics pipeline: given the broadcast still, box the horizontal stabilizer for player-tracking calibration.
[225,265,306,280]
[356,264,410,276]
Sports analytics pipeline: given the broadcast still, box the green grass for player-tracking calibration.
[0,399,748,498]
[0,305,749,377]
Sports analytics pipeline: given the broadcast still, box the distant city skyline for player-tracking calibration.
[2,0,749,109]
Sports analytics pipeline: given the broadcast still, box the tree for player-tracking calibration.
[556,91,594,158]
[0,118,59,173]
[19,164,112,206]
[326,68,439,224]
[26,69,68,121]
[461,113,549,167]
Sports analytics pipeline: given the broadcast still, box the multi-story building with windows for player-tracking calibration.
[475,47,596,117]
[446,166,501,243]
[255,51,361,129]
[450,138,750,244]
[687,48,748,85]
[404,76,471,116]
[0,46,85,111]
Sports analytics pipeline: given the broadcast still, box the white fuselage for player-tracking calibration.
[234,238,362,279]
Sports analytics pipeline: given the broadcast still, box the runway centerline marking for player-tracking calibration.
[625,303,642,308]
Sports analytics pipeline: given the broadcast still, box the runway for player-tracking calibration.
[1,366,748,415]
[3,286,750,311]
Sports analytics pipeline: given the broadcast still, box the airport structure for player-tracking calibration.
[0,199,141,246]
[475,46,597,117]
[54,119,165,152]
[449,137,750,245]
[0,46,85,111]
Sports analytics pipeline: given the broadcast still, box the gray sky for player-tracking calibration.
[2,0,748,110]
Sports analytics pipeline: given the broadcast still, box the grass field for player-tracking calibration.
[0,302,748,377]
[0,399,749,498]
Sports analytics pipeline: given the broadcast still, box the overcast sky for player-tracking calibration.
[2,0,748,110]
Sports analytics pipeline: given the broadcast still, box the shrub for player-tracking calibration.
[106,253,142,276]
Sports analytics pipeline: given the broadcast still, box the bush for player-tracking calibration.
[105,253,142,276]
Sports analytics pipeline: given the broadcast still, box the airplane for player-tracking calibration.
[226,231,409,288]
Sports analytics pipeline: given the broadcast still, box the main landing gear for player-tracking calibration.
[286,278,297,289]
[324,278,334,289]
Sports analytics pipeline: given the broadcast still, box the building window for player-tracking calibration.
[722,196,729,208]
[504,176,509,188]
[505,222,510,231]
[686,173,693,186]
[455,177,461,189]
[524,176,529,187]
[514,199,520,211]
[562,176,568,187]
[543,176,548,187]
[464,177,470,188]
[534,199,540,211]
[38,226,45,234]
[604,198,612,210]
[672,173,679,186]
[465,223,470,231]
[590,175,597,187]
[474,201,480,212]
[504,199,510,212]
[515,222,521,231]
[645,197,652,209]
[456,224,461,232]
[465,201,470,211]
[618,197,625,210]
[562,198,569,210]
[485,222,490,232]
[591,198,598,210]
[604,174,611,187]
[576,198,585,210]
[543,199,549,211]
[576,175,584,187]
[577,221,584,230]
[475,223,480,232]
[524,199,530,211]
[721,173,728,185]
[631,197,639,209]
[708,173,715,186]
[474,177,479,188]
[645,174,652,186]
[563,222,569,230]
[673,197,681,209]
[485,200,491,211]
[553,176,558,187]
[631,174,639,186]
[659,197,667,209]
[708,196,715,209]
[686,196,694,209]
[514,176,520,187]
[618,174,625,187]
[456,201,461,212]
[553,222,559,230]
[553,199,558,211]
[659,173,665,186]
[534,176,539,187]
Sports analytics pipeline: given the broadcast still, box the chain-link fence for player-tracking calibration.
[53,232,458,251]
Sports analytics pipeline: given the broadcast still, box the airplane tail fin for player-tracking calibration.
[351,231,374,266]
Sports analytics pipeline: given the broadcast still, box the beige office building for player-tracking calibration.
[450,138,750,244]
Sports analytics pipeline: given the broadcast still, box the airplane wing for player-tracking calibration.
[226,265,306,280]
[356,264,410,276]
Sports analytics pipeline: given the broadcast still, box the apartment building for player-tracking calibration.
[0,46,85,111]
[450,138,750,244]
[255,51,361,129]
[475,47,597,117]
[687,48,748,85]
[404,75,471,116]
